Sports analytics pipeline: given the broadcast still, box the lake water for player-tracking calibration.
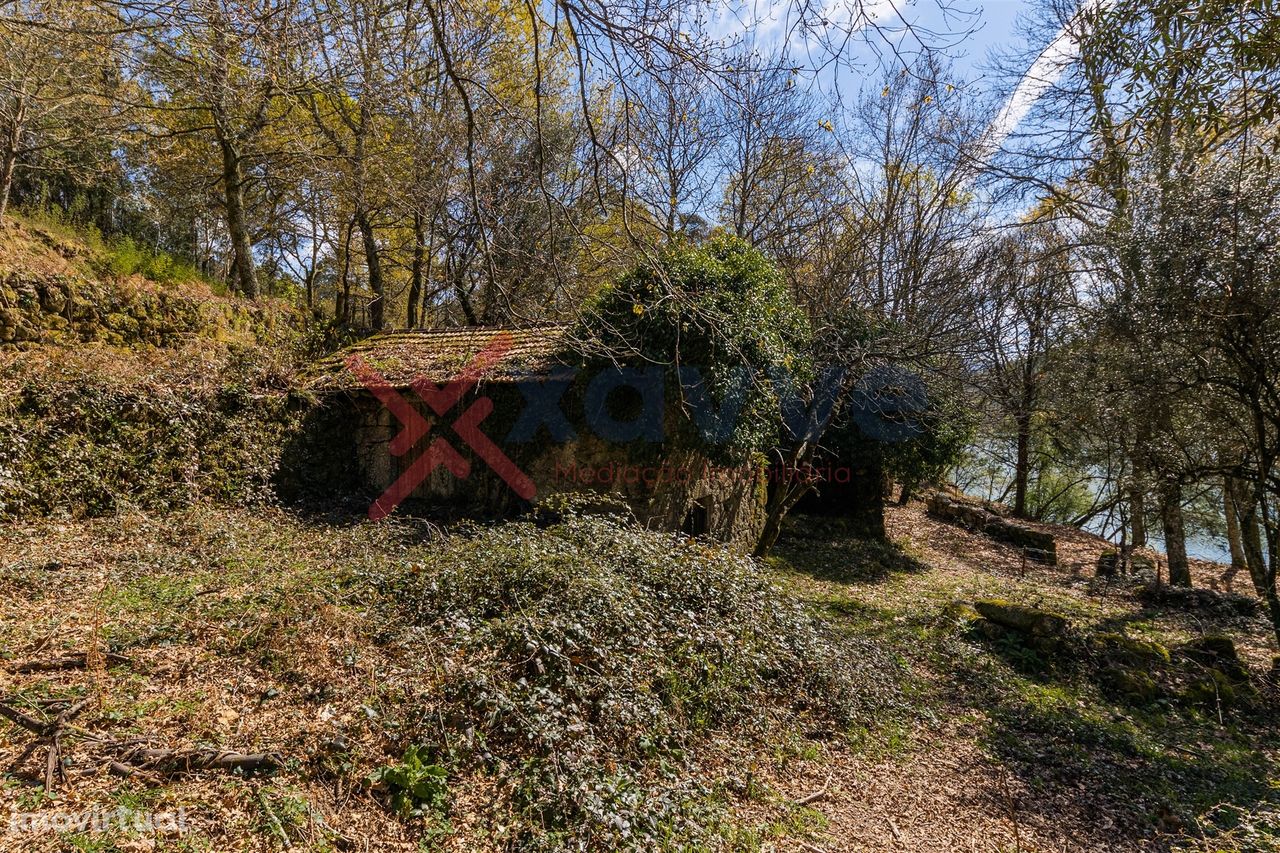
[956,469,1237,566]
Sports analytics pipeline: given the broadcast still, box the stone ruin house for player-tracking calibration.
[302,325,766,549]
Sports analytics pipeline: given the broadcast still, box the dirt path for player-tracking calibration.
[746,500,1278,853]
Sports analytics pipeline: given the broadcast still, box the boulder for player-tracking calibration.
[1139,585,1259,618]
[1174,635,1260,710]
[1181,667,1258,710]
[1130,553,1156,575]
[1092,632,1171,667]
[1101,665,1162,703]
[1181,635,1251,684]
[941,600,982,628]
[973,599,1069,637]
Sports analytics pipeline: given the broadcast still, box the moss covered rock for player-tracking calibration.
[1092,632,1171,667]
[1101,665,1162,703]
[1181,667,1258,710]
[1174,636,1258,710]
[974,600,1070,637]
[1181,635,1251,684]
[941,600,982,628]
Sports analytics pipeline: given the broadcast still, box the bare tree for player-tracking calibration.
[970,222,1075,518]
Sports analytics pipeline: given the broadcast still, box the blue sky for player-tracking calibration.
[710,0,1062,146]
[963,1,1025,70]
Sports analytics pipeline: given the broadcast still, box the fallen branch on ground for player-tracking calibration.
[0,701,52,734]
[0,697,92,790]
[107,743,284,775]
[794,772,834,807]
[6,652,132,673]
[1,698,281,786]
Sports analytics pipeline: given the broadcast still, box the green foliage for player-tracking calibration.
[580,235,811,463]
[102,236,203,285]
[14,205,108,255]
[881,380,975,493]
[369,745,450,819]
[1024,444,1096,524]
[0,348,305,518]
[817,356,973,497]
[383,508,898,850]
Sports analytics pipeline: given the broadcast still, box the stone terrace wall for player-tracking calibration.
[927,492,1058,565]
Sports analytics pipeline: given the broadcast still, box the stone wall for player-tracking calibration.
[927,492,1058,564]
[0,271,297,347]
[347,391,767,549]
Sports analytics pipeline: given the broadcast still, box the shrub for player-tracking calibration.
[383,509,900,849]
[578,235,811,464]
[103,236,203,284]
[369,745,450,820]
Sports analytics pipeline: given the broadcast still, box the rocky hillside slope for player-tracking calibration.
[0,218,317,519]
[0,218,296,347]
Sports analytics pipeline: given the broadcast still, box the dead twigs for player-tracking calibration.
[0,696,281,787]
[0,696,92,791]
[6,651,131,673]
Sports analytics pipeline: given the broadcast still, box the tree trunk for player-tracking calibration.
[1260,497,1280,646]
[218,138,258,299]
[753,493,788,559]
[337,217,354,324]
[1013,411,1032,518]
[420,213,436,327]
[1226,475,1268,598]
[1159,480,1191,587]
[0,145,17,226]
[407,210,424,329]
[753,444,814,558]
[0,97,26,226]
[1222,477,1246,591]
[1129,482,1147,548]
[454,276,478,326]
[355,209,384,330]
[304,236,318,309]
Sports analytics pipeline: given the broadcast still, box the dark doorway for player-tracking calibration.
[682,498,710,537]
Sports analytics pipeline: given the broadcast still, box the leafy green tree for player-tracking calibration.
[0,0,123,224]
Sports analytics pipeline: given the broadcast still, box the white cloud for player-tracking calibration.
[980,0,1112,159]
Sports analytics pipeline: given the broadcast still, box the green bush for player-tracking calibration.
[881,381,975,496]
[103,236,203,284]
[578,235,811,464]
[383,509,901,849]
